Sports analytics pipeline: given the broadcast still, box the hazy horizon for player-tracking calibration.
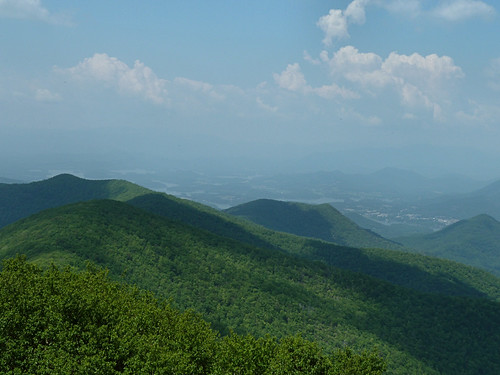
[2,1,500,181]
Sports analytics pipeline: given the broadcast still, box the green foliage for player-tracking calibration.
[266,335,332,375]
[129,193,500,301]
[0,257,386,375]
[2,175,500,374]
[398,214,500,276]
[0,256,217,374]
[224,199,401,250]
[0,174,151,229]
[0,200,499,374]
[332,347,387,375]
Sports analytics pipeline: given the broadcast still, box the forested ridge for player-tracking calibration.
[224,198,402,250]
[1,199,499,374]
[398,214,500,276]
[0,257,386,374]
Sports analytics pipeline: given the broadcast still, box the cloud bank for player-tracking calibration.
[62,53,169,104]
[0,0,72,25]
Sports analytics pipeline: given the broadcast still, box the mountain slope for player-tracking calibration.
[129,193,500,301]
[1,200,500,375]
[398,214,500,276]
[224,199,401,250]
[0,173,151,228]
[417,179,500,220]
[2,174,499,301]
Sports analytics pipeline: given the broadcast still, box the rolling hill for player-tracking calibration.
[1,174,499,300]
[398,214,500,276]
[224,199,402,250]
[1,199,500,375]
[0,173,151,228]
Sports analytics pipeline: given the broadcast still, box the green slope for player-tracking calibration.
[2,257,381,375]
[224,199,402,250]
[398,214,500,276]
[0,173,152,228]
[1,200,500,375]
[2,174,499,300]
[129,193,500,301]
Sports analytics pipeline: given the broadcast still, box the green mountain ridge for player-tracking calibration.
[0,173,151,228]
[398,214,500,276]
[224,198,402,250]
[1,174,499,300]
[128,193,500,300]
[1,199,500,375]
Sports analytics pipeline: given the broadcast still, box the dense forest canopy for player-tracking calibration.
[0,257,387,374]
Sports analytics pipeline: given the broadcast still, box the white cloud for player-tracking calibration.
[273,63,307,92]
[324,46,463,118]
[62,53,168,104]
[256,97,278,112]
[303,51,321,65]
[432,0,495,21]
[317,9,349,46]
[274,62,358,99]
[316,0,370,46]
[329,46,386,86]
[345,0,369,24]
[173,77,226,101]
[0,0,71,25]
[35,88,61,102]
[312,84,360,100]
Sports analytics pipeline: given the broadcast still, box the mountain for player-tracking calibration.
[129,193,500,300]
[1,199,500,375]
[1,174,499,300]
[398,214,500,276]
[224,199,402,250]
[0,173,152,228]
[417,179,500,221]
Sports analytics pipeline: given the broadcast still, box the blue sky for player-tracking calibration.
[1,0,500,178]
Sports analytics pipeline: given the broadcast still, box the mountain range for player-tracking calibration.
[1,174,500,374]
[224,198,402,250]
[398,214,500,277]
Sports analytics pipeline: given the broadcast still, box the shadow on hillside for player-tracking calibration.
[127,193,277,251]
[301,238,492,299]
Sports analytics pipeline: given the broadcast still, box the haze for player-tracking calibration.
[1,0,500,180]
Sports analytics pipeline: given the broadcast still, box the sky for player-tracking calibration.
[1,0,500,179]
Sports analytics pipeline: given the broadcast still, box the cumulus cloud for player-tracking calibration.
[432,0,495,21]
[274,62,358,99]
[0,0,72,25]
[317,0,369,46]
[324,46,464,119]
[62,53,168,104]
[273,63,308,92]
[345,0,369,24]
